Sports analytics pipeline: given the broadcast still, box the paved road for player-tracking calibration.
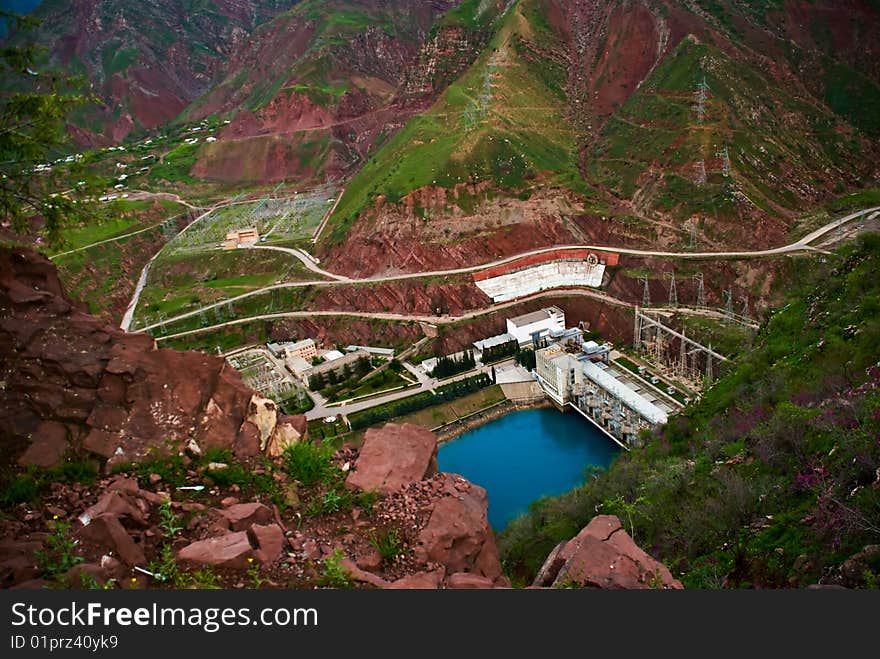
[149,287,631,338]
[251,245,351,281]
[304,363,492,421]
[257,205,880,282]
[135,205,878,335]
[120,203,219,331]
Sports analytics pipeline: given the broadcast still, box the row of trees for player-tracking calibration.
[349,373,491,430]
[479,338,520,364]
[307,355,371,391]
[430,350,476,378]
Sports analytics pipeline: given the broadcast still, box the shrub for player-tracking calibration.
[318,548,353,588]
[370,528,404,561]
[282,440,336,486]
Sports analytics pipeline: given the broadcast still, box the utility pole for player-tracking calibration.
[633,308,642,350]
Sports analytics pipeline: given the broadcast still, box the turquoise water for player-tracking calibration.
[437,408,621,530]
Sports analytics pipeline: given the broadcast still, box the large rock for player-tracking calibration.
[218,503,273,531]
[446,572,496,589]
[265,414,308,458]
[248,524,285,564]
[17,421,69,467]
[414,474,503,584]
[79,491,148,528]
[0,247,276,468]
[532,515,682,589]
[346,423,438,494]
[244,394,277,452]
[386,569,446,590]
[177,532,254,569]
[78,515,146,567]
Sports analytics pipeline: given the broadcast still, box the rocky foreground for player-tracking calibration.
[0,247,679,589]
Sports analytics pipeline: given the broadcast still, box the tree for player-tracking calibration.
[0,12,98,240]
[309,371,325,391]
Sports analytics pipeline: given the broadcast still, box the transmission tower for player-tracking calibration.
[716,146,731,177]
[705,344,714,385]
[689,224,698,249]
[695,76,710,124]
[695,160,707,186]
[668,271,678,308]
[693,273,706,308]
[640,275,651,307]
[724,289,733,321]
[741,295,750,320]
[679,328,688,376]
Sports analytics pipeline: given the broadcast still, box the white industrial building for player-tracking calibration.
[506,307,566,347]
[536,344,669,447]
[475,258,606,302]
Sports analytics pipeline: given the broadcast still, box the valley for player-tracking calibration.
[1,0,879,592]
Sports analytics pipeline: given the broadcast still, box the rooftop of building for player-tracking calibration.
[473,333,516,350]
[581,360,668,425]
[508,306,564,328]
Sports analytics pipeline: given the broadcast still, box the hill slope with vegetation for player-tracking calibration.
[499,234,880,588]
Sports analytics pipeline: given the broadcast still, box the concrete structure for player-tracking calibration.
[506,307,566,347]
[223,227,259,249]
[536,343,670,447]
[473,250,618,303]
[346,345,395,358]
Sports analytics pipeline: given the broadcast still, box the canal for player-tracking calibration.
[437,407,621,530]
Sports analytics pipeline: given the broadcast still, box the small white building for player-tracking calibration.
[346,345,395,358]
[506,307,566,347]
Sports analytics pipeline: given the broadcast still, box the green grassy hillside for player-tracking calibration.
[588,35,871,238]
[499,234,880,588]
[325,0,587,243]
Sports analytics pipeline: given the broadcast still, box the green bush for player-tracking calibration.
[318,548,353,588]
[370,528,404,561]
[282,440,336,486]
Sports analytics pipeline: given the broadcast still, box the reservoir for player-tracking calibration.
[437,407,621,530]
